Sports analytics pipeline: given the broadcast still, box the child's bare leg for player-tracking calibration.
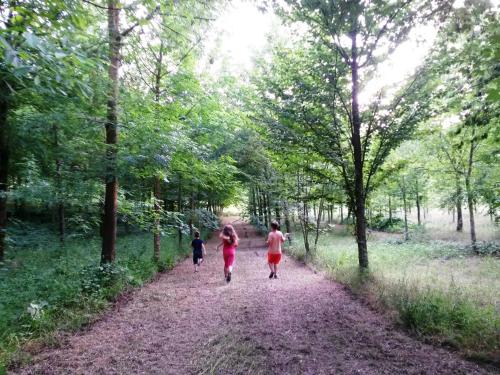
[268,262,274,272]
[274,263,278,274]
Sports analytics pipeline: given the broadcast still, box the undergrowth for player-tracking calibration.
[287,229,500,362]
[0,229,208,373]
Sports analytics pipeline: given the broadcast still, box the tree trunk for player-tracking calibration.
[177,175,183,249]
[284,200,291,244]
[153,176,161,262]
[52,124,65,244]
[263,193,268,228]
[101,0,120,264]
[340,204,344,223]
[314,198,324,250]
[456,180,463,232]
[465,136,477,251]
[266,193,272,227]
[0,93,9,262]
[350,28,368,268]
[388,196,392,222]
[189,193,195,235]
[415,180,421,226]
[402,177,409,241]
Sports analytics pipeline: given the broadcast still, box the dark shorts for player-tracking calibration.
[193,251,203,264]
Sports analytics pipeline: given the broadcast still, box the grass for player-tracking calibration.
[0,228,208,373]
[287,226,500,362]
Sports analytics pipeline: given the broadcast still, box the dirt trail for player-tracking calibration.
[15,218,493,374]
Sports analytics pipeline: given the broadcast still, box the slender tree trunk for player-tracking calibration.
[266,193,272,227]
[101,0,120,264]
[350,25,368,268]
[0,93,9,262]
[456,179,463,232]
[53,124,65,244]
[314,198,324,249]
[152,41,165,258]
[189,192,195,235]
[402,177,409,241]
[340,204,344,223]
[275,204,281,224]
[388,196,392,222]
[177,175,183,249]
[465,136,477,251]
[415,180,421,226]
[153,176,161,262]
[257,187,263,223]
[250,187,257,217]
[284,200,291,244]
[263,193,268,228]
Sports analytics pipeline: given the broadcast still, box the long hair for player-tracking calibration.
[222,224,238,245]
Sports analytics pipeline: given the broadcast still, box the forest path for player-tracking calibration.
[15,217,492,374]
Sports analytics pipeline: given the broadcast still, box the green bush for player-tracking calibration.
[369,214,404,232]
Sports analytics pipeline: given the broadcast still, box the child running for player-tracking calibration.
[267,220,287,279]
[217,224,239,283]
[191,231,206,272]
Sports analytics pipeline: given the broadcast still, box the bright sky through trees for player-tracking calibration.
[205,0,499,103]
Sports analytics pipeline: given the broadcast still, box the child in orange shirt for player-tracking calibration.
[266,220,288,279]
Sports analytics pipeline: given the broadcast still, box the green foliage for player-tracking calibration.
[0,229,195,371]
[369,215,404,232]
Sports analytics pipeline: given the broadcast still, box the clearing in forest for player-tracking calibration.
[14,219,493,374]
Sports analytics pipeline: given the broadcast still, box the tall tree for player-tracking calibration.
[257,0,448,268]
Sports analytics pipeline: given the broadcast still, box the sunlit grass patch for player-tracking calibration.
[287,229,500,360]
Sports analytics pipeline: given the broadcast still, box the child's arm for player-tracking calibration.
[216,242,223,251]
[202,243,206,255]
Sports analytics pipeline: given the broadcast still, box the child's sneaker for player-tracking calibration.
[273,273,278,279]
[269,272,274,279]
[226,272,231,283]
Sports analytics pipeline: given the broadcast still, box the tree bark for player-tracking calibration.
[415,180,421,226]
[53,124,65,244]
[266,193,272,228]
[456,179,463,232]
[177,174,183,249]
[465,135,477,251]
[101,0,120,264]
[350,28,368,269]
[263,193,268,228]
[402,176,409,241]
[314,198,324,250]
[388,196,392,222]
[0,92,9,262]
[153,176,161,262]
[284,200,292,244]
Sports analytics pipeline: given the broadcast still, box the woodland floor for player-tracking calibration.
[13,218,495,375]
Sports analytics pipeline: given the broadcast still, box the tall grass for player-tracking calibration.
[0,229,206,372]
[287,228,500,361]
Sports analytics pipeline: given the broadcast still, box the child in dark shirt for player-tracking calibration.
[191,231,206,272]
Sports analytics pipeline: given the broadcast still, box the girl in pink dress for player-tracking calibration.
[217,224,239,283]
